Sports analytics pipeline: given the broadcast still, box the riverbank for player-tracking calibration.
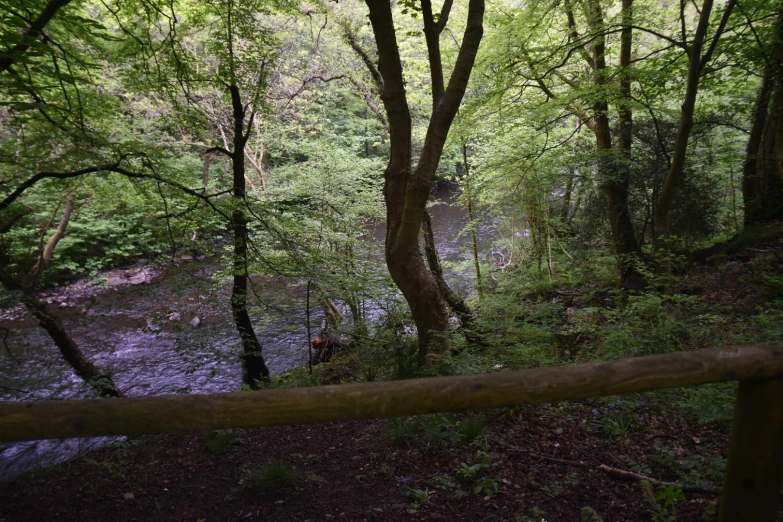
[1,230,781,520]
[0,188,495,478]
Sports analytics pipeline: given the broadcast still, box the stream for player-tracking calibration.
[0,188,498,478]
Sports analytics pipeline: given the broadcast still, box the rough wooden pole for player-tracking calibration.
[0,343,781,443]
[718,376,783,522]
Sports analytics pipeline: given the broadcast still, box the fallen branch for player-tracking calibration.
[492,438,721,496]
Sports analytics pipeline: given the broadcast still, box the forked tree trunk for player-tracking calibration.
[344,23,470,340]
[322,298,343,330]
[31,192,75,281]
[655,0,736,247]
[365,0,484,367]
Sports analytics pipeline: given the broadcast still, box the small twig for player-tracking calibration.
[493,438,720,496]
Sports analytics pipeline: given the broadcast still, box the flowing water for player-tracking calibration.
[0,187,497,478]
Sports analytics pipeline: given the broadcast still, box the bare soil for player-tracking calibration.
[0,401,747,522]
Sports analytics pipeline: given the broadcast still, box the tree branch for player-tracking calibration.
[493,438,721,496]
[343,27,383,91]
[0,0,73,75]
[699,0,738,71]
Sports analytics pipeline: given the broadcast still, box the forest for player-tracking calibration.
[0,0,782,520]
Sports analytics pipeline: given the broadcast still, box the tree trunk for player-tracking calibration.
[229,85,270,388]
[422,209,473,328]
[776,4,783,180]
[322,298,343,330]
[559,170,574,234]
[463,141,483,300]
[655,0,736,244]
[0,274,121,398]
[365,0,484,368]
[587,0,641,285]
[744,5,783,225]
[31,192,75,279]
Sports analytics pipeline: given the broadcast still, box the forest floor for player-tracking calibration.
[2,232,783,522]
[0,402,733,522]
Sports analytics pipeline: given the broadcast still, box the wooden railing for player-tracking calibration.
[1,342,782,521]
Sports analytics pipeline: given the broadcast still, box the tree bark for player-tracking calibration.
[322,298,343,330]
[0,274,121,398]
[365,0,484,367]
[31,192,75,279]
[422,209,473,328]
[463,141,483,300]
[655,0,737,244]
[229,85,270,388]
[743,4,783,225]
[776,4,783,180]
[743,69,783,224]
[2,343,781,443]
[587,0,641,284]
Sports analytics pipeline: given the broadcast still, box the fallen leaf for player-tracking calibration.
[123,493,135,500]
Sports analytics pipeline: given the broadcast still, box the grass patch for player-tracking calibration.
[243,460,298,492]
[386,418,415,447]
[204,429,240,453]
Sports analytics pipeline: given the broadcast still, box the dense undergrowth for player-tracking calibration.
[256,239,783,520]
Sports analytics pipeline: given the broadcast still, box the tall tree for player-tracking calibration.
[581,0,643,283]
[364,0,485,367]
[655,0,737,245]
[743,2,783,225]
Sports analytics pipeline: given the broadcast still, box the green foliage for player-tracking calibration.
[241,460,298,492]
[456,461,489,481]
[651,441,726,491]
[765,274,783,298]
[204,429,240,454]
[386,418,415,447]
[586,399,645,438]
[678,383,736,424]
[405,487,432,508]
[581,507,605,522]
[588,410,639,438]
[432,473,468,498]
[473,477,498,497]
[640,481,686,522]
[458,416,486,443]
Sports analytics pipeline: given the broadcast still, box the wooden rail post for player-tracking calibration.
[719,377,783,522]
